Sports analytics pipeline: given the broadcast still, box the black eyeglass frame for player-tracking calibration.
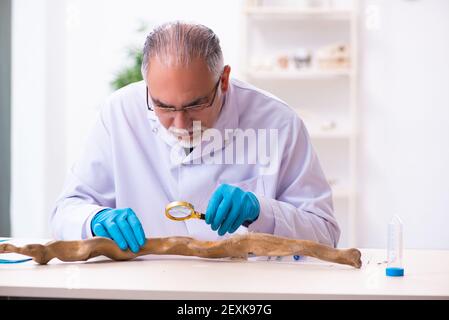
[146,76,222,113]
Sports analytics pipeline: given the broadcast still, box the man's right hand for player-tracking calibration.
[91,208,146,253]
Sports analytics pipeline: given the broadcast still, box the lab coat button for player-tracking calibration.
[152,128,158,133]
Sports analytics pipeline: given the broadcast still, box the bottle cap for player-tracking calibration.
[386,267,404,277]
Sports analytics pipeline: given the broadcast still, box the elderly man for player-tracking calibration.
[51,21,340,253]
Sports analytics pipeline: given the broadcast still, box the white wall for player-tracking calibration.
[357,0,449,249]
[11,0,67,237]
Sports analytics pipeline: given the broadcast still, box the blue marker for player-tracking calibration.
[0,239,32,263]
[293,255,301,261]
[0,258,33,264]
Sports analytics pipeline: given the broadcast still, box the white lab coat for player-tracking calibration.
[50,79,340,247]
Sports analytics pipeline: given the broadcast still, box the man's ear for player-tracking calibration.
[220,65,231,92]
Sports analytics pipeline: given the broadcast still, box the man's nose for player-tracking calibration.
[172,110,192,131]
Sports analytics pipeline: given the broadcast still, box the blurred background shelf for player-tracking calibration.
[332,185,353,199]
[244,6,352,20]
[309,130,352,139]
[243,0,358,247]
[246,69,351,80]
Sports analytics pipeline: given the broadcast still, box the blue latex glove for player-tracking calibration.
[91,208,146,253]
[205,184,260,236]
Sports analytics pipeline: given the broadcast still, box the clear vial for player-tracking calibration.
[386,215,404,276]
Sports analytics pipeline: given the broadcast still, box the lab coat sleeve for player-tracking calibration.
[247,116,340,247]
[50,104,115,240]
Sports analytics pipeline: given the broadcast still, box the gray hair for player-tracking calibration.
[141,21,224,82]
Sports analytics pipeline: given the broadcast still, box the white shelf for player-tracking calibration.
[243,0,358,247]
[332,185,352,199]
[245,7,352,20]
[295,110,353,139]
[309,130,352,139]
[246,69,351,80]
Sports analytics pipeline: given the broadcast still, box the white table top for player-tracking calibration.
[1,238,448,299]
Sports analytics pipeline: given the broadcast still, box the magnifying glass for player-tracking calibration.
[165,201,251,227]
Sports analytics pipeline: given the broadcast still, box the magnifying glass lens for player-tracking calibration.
[167,205,193,219]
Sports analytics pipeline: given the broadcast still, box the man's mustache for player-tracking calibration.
[168,125,207,137]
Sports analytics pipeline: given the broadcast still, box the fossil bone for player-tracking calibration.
[0,233,362,268]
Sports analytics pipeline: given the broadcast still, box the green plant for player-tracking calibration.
[110,48,143,90]
[110,23,148,90]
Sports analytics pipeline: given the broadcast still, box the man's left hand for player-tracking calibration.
[205,184,260,236]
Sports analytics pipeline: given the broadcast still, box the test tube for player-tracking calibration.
[386,215,405,277]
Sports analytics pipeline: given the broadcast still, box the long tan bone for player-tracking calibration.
[0,233,362,268]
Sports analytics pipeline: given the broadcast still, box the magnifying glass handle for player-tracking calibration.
[198,213,251,228]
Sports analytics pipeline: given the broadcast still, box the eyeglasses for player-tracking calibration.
[146,77,221,113]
